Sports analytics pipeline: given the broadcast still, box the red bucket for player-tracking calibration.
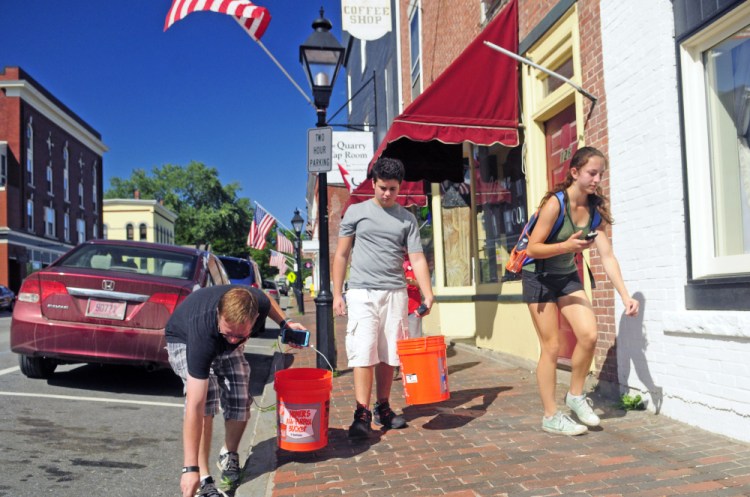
[274,368,332,452]
[397,336,450,405]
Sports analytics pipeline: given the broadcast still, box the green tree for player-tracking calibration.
[105,162,253,258]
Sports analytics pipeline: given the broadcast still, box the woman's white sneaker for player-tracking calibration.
[565,393,601,427]
[542,412,588,436]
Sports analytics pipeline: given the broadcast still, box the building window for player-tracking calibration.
[92,163,98,205]
[27,197,34,231]
[63,144,69,202]
[680,7,750,281]
[126,223,134,241]
[103,224,108,239]
[46,163,53,194]
[26,120,34,186]
[409,3,422,100]
[139,223,147,241]
[472,145,527,283]
[480,0,504,24]
[77,218,85,244]
[44,206,56,237]
[0,141,7,187]
[64,211,70,242]
[78,181,84,208]
[93,222,98,239]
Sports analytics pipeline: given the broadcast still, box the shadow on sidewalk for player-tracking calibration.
[274,427,381,467]
[402,386,512,430]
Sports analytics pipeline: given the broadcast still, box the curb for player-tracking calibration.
[234,352,284,497]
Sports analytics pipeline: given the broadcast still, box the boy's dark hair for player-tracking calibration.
[371,157,405,183]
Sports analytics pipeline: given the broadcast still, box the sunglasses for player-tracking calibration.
[217,315,251,343]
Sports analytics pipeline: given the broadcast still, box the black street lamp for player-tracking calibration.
[300,8,345,370]
[290,208,306,315]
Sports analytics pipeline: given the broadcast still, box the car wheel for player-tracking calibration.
[18,355,58,379]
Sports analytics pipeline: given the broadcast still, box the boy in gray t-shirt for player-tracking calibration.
[333,157,435,439]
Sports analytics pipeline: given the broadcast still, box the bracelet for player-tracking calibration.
[182,466,199,474]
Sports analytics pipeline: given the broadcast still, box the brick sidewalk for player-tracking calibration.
[269,295,750,496]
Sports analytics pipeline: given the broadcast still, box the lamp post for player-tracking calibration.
[290,208,305,315]
[300,8,345,370]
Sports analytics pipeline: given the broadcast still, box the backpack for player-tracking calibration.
[505,191,602,274]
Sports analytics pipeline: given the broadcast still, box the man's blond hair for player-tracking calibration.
[218,287,258,324]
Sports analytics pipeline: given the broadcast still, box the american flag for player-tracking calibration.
[277,232,294,254]
[164,0,272,40]
[269,250,287,272]
[247,204,275,249]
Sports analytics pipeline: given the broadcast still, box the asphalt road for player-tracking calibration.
[0,297,288,497]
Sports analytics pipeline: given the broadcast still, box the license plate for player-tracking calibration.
[86,299,127,320]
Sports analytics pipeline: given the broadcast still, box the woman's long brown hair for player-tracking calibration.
[537,146,614,225]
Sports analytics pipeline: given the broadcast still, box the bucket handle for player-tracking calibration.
[275,336,335,373]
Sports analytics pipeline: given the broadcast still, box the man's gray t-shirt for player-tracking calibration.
[340,199,423,290]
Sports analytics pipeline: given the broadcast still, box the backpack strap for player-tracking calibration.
[547,191,567,242]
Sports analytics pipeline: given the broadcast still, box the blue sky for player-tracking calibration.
[1,0,347,227]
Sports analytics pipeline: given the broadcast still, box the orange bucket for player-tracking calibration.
[274,368,332,452]
[397,336,450,405]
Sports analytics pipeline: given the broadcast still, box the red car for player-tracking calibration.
[11,239,231,378]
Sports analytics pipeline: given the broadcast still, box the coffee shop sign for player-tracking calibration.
[341,0,391,41]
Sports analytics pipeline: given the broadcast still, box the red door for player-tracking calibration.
[544,105,583,363]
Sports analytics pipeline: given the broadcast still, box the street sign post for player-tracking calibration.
[307,127,333,172]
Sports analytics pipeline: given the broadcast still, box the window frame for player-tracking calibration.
[408,1,423,100]
[677,0,750,310]
[680,4,750,281]
[44,205,56,238]
[0,141,7,187]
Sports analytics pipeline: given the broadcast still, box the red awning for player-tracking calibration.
[371,0,519,183]
[343,179,428,215]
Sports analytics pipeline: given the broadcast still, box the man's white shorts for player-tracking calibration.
[345,288,408,367]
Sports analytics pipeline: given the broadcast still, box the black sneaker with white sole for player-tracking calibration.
[348,405,373,439]
[374,401,406,429]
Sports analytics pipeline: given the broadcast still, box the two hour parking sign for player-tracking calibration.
[307,127,333,172]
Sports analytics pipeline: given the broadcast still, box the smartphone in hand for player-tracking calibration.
[416,303,428,317]
[281,328,310,347]
[584,231,598,241]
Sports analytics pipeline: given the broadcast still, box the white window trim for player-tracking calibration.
[680,2,750,279]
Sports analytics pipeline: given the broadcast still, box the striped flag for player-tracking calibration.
[164,0,272,40]
[277,232,294,254]
[269,250,287,272]
[247,204,275,249]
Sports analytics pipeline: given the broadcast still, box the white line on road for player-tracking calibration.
[0,391,183,407]
[0,366,20,376]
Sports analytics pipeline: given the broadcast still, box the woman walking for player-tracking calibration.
[523,146,639,435]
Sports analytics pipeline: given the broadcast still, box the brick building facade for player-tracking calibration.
[0,67,106,292]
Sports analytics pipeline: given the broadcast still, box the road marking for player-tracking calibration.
[0,391,183,407]
[0,366,20,376]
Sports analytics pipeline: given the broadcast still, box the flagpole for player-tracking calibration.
[483,41,598,103]
[252,37,316,109]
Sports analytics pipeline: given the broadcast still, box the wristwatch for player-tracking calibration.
[182,466,199,474]
[279,318,293,328]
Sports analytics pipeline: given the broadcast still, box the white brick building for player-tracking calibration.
[601,0,750,442]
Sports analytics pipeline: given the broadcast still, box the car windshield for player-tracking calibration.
[221,259,251,280]
[56,244,197,280]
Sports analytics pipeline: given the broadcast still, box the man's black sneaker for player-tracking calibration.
[374,401,407,429]
[216,450,242,491]
[196,476,227,497]
[348,406,372,439]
